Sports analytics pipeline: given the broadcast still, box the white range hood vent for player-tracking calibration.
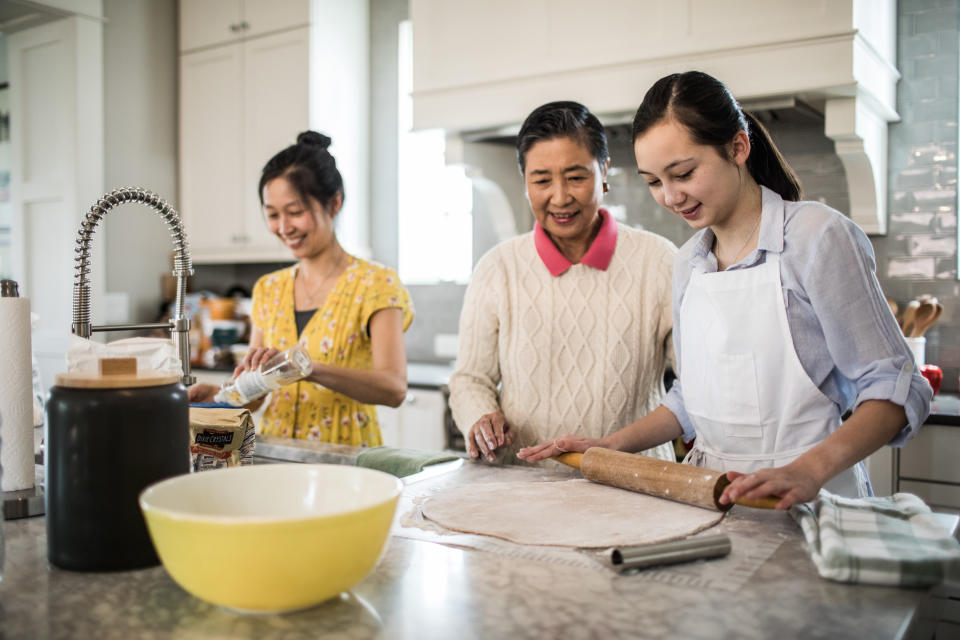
[413,0,899,235]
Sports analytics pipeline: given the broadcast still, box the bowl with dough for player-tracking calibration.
[139,463,402,613]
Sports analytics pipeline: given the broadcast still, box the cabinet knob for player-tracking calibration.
[240,21,250,30]
[229,23,242,33]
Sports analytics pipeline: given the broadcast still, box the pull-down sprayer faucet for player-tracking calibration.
[71,187,196,386]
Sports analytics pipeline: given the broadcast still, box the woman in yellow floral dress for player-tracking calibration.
[189,131,414,446]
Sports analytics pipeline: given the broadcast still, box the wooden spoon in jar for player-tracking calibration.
[901,299,921,337]
[912,298,942,338]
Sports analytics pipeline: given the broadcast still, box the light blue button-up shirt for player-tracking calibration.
[662,186,932,445]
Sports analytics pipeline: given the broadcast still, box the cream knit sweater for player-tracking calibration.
[449,224,678,463]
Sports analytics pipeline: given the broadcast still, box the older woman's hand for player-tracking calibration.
[466,412,516,462]
[516,435,605,463]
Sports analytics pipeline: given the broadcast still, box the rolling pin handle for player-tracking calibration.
[554,452,583,469]
[734,496,782,510]
[715,473,780,510]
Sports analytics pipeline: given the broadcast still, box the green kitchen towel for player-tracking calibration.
[356,446,461,478]
[791,490,960,587]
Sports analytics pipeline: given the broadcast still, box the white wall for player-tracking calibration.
[310,0,370,259]
[0,34,8,84]
[102,0,179,323]
[368,0,405,268]
[8,13,105,391]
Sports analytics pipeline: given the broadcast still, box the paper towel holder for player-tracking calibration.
[0,278,45,519]
[70,187,196,386]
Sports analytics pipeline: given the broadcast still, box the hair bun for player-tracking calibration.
[297,131,332,150]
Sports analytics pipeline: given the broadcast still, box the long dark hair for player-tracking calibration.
[517,101,609,174]
[259,131,345,209]
[632,71,802,201]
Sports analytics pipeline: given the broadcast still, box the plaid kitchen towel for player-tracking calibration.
[356,446,460,478]
[791,491,960,587]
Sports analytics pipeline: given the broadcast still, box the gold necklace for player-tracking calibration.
[717,211,762,270]
[299,250,345,307]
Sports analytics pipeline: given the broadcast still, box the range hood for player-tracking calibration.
[412,0,899,235]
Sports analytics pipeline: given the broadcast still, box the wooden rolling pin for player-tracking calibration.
[555,448,781,512]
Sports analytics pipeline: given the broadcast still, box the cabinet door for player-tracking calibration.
[397,389,447,452]
[179,44,244,258]
[899,425,960,484]
[179,0,243,51]
[377,405,402,447]
[239,27,310,260]
[242,0,310,40]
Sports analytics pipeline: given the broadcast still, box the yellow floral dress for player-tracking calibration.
[251,256,414,445]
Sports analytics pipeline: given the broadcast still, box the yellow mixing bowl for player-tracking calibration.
[139,463,402,613]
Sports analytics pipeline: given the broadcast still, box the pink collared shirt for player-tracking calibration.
[533,208,618,277]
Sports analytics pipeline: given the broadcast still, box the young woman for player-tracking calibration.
[450,101,677,464]
[189,131,414,445]
[518,72,932,508]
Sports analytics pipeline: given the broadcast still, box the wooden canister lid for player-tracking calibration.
[55,357,180,389]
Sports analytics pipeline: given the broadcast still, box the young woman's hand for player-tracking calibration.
[719,462,823,510]
[516,435,605,463]
[187,383,219,403]
[234,346,282,378]
[465,412,516,462]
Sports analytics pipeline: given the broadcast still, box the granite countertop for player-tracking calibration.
[193,361,455,390]
[929,393,960,426]
[0,454,945,639]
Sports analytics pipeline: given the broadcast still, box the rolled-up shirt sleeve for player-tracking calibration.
[662,258,697,443]
[662,380,696,443]
[800,213,932,445]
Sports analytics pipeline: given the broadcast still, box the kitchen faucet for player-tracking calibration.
[71,187,196,386]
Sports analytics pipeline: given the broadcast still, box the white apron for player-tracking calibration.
[679,252,868,497]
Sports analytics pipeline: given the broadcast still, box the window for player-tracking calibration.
[396,20,472,284]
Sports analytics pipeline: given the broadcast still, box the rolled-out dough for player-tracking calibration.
[421,479,724,548]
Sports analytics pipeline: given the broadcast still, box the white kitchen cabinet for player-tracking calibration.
[896,424,960,514]
[179,26,309,263]
[377,389,448,452]
[179,0,309,52]
[178,0,370,262]
[410,0,895,133]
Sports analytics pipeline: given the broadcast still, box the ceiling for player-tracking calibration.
[0,0,67,35]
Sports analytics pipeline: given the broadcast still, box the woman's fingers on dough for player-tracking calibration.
[503,426,516,446]
[516,440,556,462]
[465,433,479,458]
[473,430,490,460]
[465,420,482,458]
[490,414,508,447]
[472,423,496,462]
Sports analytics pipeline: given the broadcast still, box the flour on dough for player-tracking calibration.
[421,479,724,548]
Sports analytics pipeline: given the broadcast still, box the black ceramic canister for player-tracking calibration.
[45,359,189,571]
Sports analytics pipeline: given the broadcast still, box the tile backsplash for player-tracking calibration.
[875,0,959,391]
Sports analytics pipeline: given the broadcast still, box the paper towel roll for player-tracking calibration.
[0,296,35,491]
